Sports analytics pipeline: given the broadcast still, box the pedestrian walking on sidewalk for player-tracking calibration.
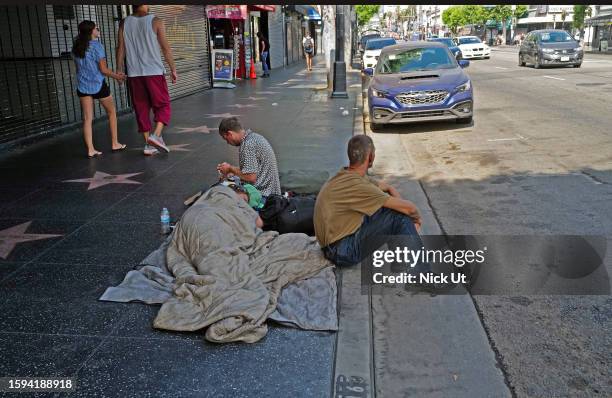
[257,32,270,78]
[303,33,314,71]
[116,4,177,156]
[216,117,281,197]
[72,20,126,158]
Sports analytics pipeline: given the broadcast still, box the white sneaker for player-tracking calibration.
[143,144,159,156]
[147,134,170,153]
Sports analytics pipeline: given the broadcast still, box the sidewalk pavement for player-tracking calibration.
[0,57,362,397]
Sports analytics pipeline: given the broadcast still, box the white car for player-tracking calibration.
[456,36,491,59]
[362,37,397,69]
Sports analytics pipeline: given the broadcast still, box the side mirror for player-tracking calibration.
[363,67,374,76]
[458,59,470,68]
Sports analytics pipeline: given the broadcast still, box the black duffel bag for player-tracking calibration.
[261,194,316,236]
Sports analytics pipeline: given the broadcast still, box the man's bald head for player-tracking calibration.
[347,135,375,167]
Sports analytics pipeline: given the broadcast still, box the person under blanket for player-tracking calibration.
[314,135,427,268]
[218,176,265,210]
[216,117,281,197]
[219,177,265,228]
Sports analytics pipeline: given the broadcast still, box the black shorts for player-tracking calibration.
[77,81,110,99]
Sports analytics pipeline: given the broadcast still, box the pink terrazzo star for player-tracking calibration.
[228,104,258,109]
[63,171,143,190]
[204,113,240,119]
[0,221,63,259]
[174,125,218,134]
[167,144,192,152]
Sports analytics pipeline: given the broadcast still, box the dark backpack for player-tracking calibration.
[261,194,316,236]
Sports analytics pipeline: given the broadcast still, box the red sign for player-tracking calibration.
[206,5,247,20]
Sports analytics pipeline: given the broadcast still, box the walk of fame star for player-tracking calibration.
[0,221,63,259]
[174,125,218,134]
[204,113,240,118]
[63,171,143,190]
[228,104,258,109]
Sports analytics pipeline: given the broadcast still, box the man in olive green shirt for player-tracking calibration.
[314,135,422,266]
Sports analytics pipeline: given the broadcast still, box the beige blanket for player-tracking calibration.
[153,185,332,343]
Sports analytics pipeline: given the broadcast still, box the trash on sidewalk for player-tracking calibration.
[100,185,338,343]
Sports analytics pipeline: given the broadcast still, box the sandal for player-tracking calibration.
[112,144,127,152]
[87,151,102,159]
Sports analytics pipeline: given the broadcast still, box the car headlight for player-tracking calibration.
[372,88,388,98]
[542,48,555,53]
[455,80,471,92]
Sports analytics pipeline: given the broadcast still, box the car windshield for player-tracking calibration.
[366,39,396,50]
[431,38,454,47]
[376,47,456,74]
[538,31,573,43]
[458,37,482,44]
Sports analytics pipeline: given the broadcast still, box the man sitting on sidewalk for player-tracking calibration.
[217,117,281,197]
[314,135,423,267]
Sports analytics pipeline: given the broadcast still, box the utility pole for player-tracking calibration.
[331,4,348,98]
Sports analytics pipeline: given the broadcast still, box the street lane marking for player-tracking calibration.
[488,138,521,142]
[543,75,565,81]
[495,66,509,70]
[488,134,526,142]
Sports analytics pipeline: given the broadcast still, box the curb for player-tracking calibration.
[358,86,511,397]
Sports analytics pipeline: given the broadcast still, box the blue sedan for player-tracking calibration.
[364,42,473,129]
[427,37,462,59]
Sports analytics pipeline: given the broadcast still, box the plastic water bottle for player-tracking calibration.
[160,208,171,235]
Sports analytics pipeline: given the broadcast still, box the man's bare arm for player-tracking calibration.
[383,196,422,230]
[116,19,126,73]
[153,17,177,83]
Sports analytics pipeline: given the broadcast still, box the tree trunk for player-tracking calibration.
[322,6,335,68]
[502,22,507,45]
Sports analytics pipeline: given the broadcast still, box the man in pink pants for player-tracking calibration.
[117,5,178,156]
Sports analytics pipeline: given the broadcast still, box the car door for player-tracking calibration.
[524,34,535,62]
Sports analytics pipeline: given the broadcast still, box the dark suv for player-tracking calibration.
[519,30,583,68]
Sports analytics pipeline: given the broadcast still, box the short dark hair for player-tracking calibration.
[218,117,243,135]
[347,135,374,166]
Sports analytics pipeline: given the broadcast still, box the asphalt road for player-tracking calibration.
[370,50,612,397]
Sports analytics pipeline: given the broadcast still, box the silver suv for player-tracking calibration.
[519,30,583,69]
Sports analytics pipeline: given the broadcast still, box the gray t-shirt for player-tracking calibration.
[239,130,281,196]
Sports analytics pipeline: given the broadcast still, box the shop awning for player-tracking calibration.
[293,5,321,20]
[206,5,247,20]
[251,5,276,12]
[586,13,612,26]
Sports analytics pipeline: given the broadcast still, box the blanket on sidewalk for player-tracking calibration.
[100,185,337,343]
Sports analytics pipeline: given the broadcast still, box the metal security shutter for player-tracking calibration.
[0,5,129,145]
[268,8,284,68]
[149,5,210,99]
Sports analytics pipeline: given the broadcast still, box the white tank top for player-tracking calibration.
[123,14,165,77]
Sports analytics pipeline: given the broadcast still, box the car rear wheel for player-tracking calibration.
[370,122,384,132]
[519,54,526,66]
[574,63,582,68]
[456,116,473,125]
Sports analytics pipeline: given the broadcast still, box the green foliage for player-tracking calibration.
[513,5,528,19]
[442,5,490,32]
[488,5,513,23]
[355,5,380,27]
[573,5,591,30]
